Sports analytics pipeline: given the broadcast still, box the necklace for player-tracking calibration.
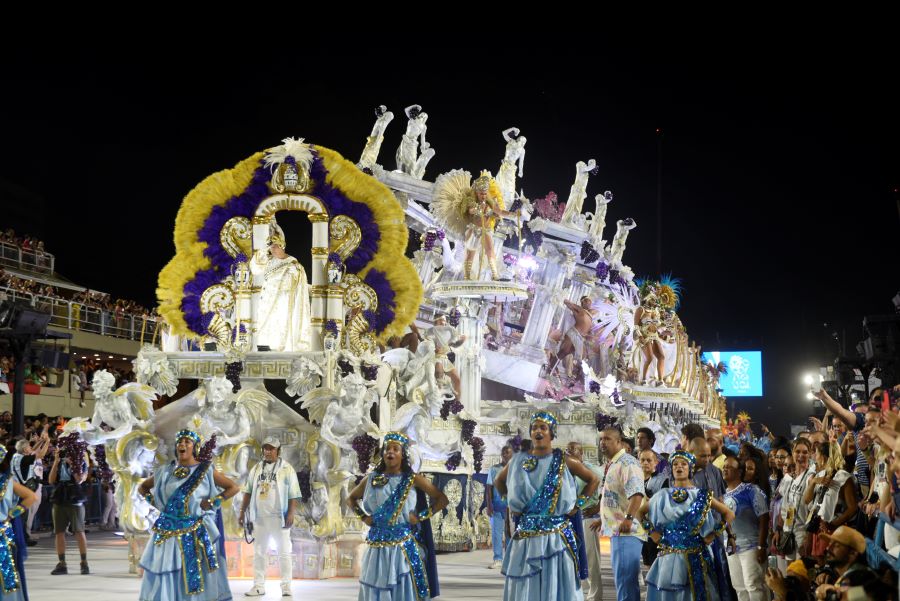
[522,454,542,472]
[173,465,192,479]
[670,487,690,503]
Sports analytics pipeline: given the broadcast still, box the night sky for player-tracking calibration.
[2,45,897,435]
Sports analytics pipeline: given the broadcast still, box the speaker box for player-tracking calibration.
[39,349,70,370]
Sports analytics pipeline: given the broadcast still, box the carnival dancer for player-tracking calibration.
[431,170,519,280]
[137,430,240,601]
[348,432,448,601]
[643,451,735,601]
[0,444,38,601]
[494,411,600,601]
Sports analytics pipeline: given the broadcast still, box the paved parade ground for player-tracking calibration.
[23,531,638,600]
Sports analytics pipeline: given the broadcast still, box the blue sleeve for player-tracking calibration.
[853,412,865,432]
[486,466,495,486]
[752,486,769,517]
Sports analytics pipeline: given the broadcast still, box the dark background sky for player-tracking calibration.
[2,44,897,434]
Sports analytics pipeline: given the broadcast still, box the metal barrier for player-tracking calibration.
[0,286,158,343]
[0,240,54,274]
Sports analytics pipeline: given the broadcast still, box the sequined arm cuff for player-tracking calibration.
[353,504,367,520]
[417,507,434,522]
[575,495,589,509]
[211,494,225,509]
[8,505,26,519]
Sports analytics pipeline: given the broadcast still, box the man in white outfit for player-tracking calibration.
[239,436,302,597]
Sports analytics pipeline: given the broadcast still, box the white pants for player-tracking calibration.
[726,549,767,601]
[581,516,603,601]
[102,488,117,528]
[26,486,41,533]
[253,517,293,586]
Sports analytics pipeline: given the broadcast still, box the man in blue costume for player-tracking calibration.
[493,412,601,601]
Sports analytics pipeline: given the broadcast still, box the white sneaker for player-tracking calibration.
[281,583,292,597]
[245,585,265,597]
[489,559,502,569]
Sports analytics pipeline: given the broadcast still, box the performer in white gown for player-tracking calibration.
[250,219,312,352]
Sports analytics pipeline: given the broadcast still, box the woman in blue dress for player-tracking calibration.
[644,451,735,601]
[137,429,240,601]
[492,411,600,601]
[0,444,38,601]
[347,432,448,601]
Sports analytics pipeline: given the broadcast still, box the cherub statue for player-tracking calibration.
[133,344,179,397]
[66,369,157,444]
[300,372,379,448]
[285,355,324,398]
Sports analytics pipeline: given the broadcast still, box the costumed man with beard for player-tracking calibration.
[494,412,600,601]
[239,436,302,598]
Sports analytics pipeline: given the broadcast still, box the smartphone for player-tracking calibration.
[767,555,779,571]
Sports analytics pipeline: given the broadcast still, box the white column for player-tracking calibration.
[456,300,484,417]
[309,216,329,351]
[250,220,270,351]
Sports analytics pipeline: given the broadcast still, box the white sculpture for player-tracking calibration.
[300,372,379,448]
[68,369,157,444]
[249,219,312,351]
[496,127,527,205]
[587,191,614,246]
[194,376,262,447]
[395,105,431,178]
[286,356,324,398]
[391,401,461,465]
[411,142,436,180]
[560,159,597,225]
[608,218,637,265]
[133,344,179,397]
[382,339,453,414]
[358,105,394,169]
[61,369,159,533]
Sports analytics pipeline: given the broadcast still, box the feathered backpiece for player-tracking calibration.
[657,274,682,310]
[637,275,682,311]
[431,169,476,238]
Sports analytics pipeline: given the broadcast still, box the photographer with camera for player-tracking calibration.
[48,445,90,575]
[11,427,50,545]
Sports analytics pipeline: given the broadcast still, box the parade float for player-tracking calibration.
[63,105,727,578]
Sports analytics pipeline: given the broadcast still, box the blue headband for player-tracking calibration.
[530,411,558,438]
[384,431,410,449]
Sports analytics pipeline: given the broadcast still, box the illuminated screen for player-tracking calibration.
[701,351,763,397]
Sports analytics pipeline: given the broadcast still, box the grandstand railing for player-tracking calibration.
[0,240,55,274]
